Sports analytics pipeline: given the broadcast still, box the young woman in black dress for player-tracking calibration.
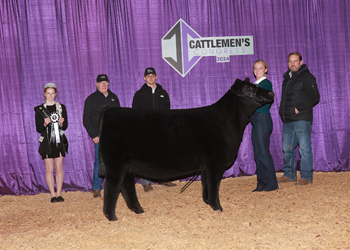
[35,83,68,203]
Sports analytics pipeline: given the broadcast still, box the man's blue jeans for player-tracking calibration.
[282,120,313,182]
[140,178,151,186]
[92,142,103,191]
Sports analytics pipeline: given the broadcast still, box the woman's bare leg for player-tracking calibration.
[44,158,56,198]
[54,156,64,197]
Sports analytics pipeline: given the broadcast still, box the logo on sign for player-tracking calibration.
[162,19,254,77]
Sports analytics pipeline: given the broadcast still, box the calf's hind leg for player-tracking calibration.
[103,165,127,221]
[120,172,144,214]
[201,171,209,205]
[103,178,121,221]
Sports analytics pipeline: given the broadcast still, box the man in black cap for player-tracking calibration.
[83,74,120,198]
[132,67,177,192]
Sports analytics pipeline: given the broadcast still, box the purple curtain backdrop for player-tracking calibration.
[0,0,349,195]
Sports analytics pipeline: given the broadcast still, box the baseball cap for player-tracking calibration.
[144,67,157,76]
[96,74,109,82]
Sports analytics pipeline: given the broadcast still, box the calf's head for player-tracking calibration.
[230,78,274,107]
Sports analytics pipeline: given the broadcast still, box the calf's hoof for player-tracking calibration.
[132,207,144,214]
[104,212,117,221]
[210,204,223,212]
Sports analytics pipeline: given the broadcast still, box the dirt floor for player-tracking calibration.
[1,171,350,250]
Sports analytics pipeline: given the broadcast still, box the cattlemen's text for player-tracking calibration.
[189,38,251,49]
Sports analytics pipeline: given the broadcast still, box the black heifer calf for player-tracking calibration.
[99,78,274,221]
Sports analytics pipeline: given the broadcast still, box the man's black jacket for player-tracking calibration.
[279,64,320,124]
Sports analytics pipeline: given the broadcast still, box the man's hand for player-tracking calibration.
[92,137,100,144]
[295,108,299,114]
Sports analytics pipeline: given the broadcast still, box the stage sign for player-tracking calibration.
[162,19,254,77]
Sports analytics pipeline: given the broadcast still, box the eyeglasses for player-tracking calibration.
[97,82,109,85]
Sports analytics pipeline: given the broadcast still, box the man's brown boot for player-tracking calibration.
[295,179,312,185]
[93,190,101,198]
[277,176,296,183]
[159,182,177,187]
[143,184,153,192]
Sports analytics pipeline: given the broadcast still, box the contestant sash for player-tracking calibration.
[34,104,69,153]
